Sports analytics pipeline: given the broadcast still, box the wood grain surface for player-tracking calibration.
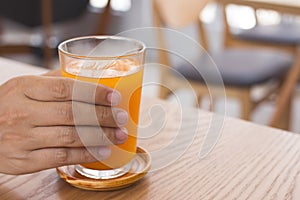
[1,58,300,199]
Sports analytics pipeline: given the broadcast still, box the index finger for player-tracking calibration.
[23,76,121,106]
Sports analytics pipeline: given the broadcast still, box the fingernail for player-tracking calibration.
[107,91,121,106]
[98,146,111,160]
[115,128,128,143]
[116,111,128,126]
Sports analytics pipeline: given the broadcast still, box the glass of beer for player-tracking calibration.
[58,36,145,179]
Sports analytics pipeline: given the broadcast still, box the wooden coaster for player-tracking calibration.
[56,146,151,191]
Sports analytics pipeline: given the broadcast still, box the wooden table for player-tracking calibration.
[1,57,300,199]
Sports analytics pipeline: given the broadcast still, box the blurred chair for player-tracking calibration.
[229,23,300,53]
[153,0,293,123]
[220,3,300,54]
[0,0,89,68]
[219,1,300,128]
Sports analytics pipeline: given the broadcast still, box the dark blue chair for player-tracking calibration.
[220,2,300,130]
[0,0,89,68]
[154,0,293,122]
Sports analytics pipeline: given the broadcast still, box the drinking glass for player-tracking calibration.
[58,35,145,179]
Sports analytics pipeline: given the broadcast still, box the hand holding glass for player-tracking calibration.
[58,36,145,179]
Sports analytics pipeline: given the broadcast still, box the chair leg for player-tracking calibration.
[159,85,171,99]
[240,89,252,120]
[0,17,3,35]
[41,0,54,68]
[94,0,111,35]
[195,93,215,111]
[196,94,202,107]
[281,96,292,130]
[270,50,300,129]
[208,96,215,112]
[272,95,292,130]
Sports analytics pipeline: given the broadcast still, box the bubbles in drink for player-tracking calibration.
[65,58,140,78]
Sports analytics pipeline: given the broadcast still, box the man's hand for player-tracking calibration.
[0,75,128,175]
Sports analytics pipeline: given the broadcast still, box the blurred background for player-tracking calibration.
[0,0,299,132]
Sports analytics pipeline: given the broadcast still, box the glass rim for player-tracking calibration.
[58,35,146,60]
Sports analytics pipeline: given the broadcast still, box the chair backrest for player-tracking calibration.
[0,0,89,27]
[153,0,210,28]
[152,0,211,66]
[218,0,298,53]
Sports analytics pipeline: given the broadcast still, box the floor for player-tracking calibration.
[1,0,300,133]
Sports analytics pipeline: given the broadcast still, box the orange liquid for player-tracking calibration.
[61,59,143,170]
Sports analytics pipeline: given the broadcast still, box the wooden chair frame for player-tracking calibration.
[0,0,54,68]
[0,0,112,69]
[219,0,298,54]
[218,0,300,129]
[153,0,290,123]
